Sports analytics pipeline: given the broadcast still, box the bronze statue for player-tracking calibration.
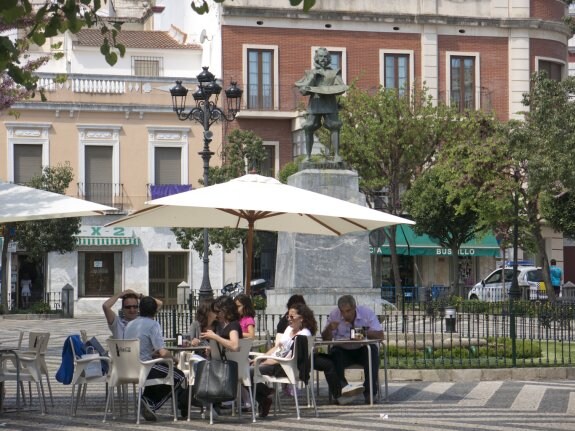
[295,47,348,161]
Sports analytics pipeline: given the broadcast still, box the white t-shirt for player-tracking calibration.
[275,326,311,358]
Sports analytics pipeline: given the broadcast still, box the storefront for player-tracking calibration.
[371,226,500,295]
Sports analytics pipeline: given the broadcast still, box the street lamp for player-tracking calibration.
[170,67,242,301]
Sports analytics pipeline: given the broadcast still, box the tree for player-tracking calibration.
[171,129,267,279]
[335,83,455,294]
[403,170,480,296]
[1,163,80,310]
[541,191,575,239]
[508,73,575,299]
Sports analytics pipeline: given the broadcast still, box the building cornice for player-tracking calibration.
[222,8,572,38]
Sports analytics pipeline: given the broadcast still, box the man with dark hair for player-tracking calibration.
[125,296,186,421]
[322,295,383,404]
[103,289,162,339]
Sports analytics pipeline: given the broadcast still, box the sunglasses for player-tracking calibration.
[123,305,138,310]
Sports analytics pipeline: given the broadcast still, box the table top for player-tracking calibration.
[314,338,382,347]
[164,345,207,352]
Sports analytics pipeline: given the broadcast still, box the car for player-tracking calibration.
[467,266,547,302]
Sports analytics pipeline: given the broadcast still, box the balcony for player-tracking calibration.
[147,184,192,200]
[78,182,127,212]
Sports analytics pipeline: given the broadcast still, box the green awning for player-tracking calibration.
[371,226,500,257]
[76,236,139,246]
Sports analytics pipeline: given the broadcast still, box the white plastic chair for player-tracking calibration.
[208,339,256,424]
[0,333,49,414]
[252,335,317,419]
[103,338,177,424]
[68,335,110,416]
[26,332,54,407]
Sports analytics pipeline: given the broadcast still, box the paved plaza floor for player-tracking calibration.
[1,316,575,430]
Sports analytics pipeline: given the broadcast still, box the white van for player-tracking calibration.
[467,266,547,302]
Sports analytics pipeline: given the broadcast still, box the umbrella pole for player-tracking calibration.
[245,221,254,296]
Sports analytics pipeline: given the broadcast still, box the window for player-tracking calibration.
[78,125,120,207]
[147,127,189,186]
[538,59,563,82]
[14,144,42,184]
[450,55,476,112]
[155,147,181,184]
[384,54,410,96]
[379,50,414,97]
[259,142,279,178]
[149,252,188,305]
[247,49,274,110]
[132,56,162,77]
[6,123,50,183]
[78,251,122,297]
[85,145,113,205]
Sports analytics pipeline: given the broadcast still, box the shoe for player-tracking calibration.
[335,395,357,405]
[259,397,273,418]
[341,384,363,397]
[140,399,157,422]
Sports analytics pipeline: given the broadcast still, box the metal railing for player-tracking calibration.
[77,182,126,211]
[156,297,575,369]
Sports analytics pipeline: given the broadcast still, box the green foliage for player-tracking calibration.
[15,163,81,261]
[541,191,575,239]
[252,295,266,310]
[30,301,51,314]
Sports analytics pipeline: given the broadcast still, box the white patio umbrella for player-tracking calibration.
[106,174,414,292]
[0,182,115,223]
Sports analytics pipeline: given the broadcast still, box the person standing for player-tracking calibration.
[124,296,186,421]
[102,289,162,339]
[550,259,563,298]
[322,295,383,404]
[20,274,32,308]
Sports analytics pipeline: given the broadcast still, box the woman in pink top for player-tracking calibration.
[235,294,256,338]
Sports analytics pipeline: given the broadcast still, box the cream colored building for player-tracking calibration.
[1,4,243,313]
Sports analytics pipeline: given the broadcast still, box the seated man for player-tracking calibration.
[321,295,383,404]
[124,296,186,421]
[103,289,162,339]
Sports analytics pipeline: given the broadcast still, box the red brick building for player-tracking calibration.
[219,0,570,172]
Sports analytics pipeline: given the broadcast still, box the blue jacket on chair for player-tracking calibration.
[55,334,85,385]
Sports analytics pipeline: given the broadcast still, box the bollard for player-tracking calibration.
[445,306,456,333]
[61,283,74,318]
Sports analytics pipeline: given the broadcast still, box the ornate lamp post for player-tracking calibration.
[508,171,521,367]
[170,67,242,301]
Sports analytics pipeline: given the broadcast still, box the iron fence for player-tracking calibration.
[156,298,575,369]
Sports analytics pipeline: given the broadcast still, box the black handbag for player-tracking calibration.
[193,343,238,403]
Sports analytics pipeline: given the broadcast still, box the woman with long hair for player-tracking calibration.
[252,302,317,418]
[235,293,256,339]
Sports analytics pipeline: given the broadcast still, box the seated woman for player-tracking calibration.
[252,302,317,418]
[196,296,243,417]
[186,298,218,355]
[235,293,256,339]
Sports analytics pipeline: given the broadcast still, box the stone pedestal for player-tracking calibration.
[269,168,378,314]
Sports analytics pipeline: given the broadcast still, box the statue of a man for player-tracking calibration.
[295,47,348,161]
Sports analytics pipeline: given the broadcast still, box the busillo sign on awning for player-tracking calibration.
[371,226,500,257]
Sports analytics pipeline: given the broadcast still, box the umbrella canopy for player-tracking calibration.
[107,174,414,291]
[0,183,116,223]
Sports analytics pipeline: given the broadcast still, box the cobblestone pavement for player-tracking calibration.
[1,317,575,430]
